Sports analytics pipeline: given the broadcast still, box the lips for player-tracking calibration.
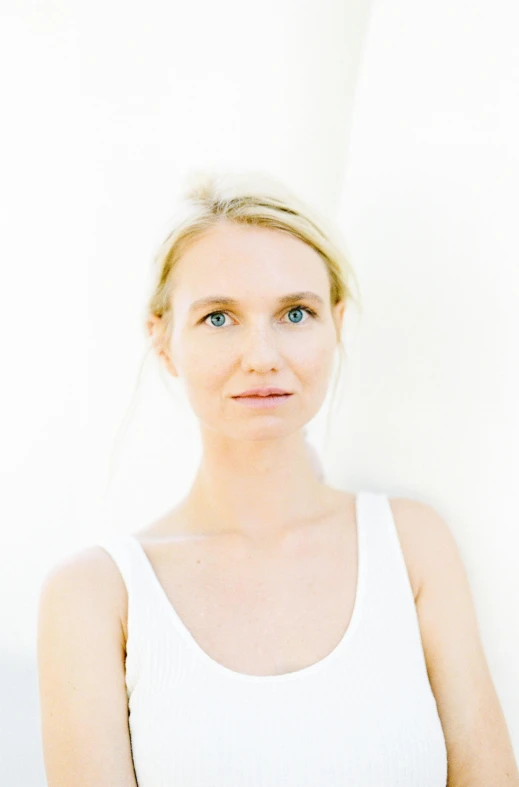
[237,393,289,398]
[233,387,291,397]
[232,392,293,408]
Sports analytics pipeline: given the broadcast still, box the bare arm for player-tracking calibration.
[392,498,519,786]
[37,547,138,787]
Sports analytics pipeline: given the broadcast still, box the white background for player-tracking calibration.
[0,0,517,783]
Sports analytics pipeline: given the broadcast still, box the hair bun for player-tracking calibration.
[180,168,300,208]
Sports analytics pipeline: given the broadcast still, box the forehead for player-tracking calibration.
[172,221,329,293]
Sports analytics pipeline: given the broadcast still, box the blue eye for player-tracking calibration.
[207,312,227,328]
[287,307,306,324]
[201,305,317,329]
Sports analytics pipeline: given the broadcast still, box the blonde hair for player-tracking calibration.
[107,169,362,490]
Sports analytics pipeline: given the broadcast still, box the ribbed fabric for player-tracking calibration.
[95,491,448,787]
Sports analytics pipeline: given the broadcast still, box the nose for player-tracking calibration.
[239,323,284,372]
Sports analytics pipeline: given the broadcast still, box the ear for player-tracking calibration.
[332,299,346,340]
[147,315,179,378]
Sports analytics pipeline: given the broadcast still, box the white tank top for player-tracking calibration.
[95,490,448,786]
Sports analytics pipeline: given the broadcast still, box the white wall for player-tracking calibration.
[1,0,518,783]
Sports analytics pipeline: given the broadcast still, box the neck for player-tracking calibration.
[179,430,329,545]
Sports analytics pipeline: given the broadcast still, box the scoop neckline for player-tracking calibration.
[127,490,367,683]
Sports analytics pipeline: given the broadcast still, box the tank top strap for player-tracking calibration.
[95,533,160,694]
[95,532,165,618]
[361,491,417,605]
[95,534,137,590]
[358,491,429,673]
[357,491,411,590]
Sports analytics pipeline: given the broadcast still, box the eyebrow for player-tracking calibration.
[188,291,326,314]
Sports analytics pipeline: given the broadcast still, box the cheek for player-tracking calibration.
[181,347,232,391]
[302,348,338,401]
[294,340,336,378]
[175,333,226,377]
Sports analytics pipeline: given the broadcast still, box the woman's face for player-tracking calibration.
[156,219,345,441]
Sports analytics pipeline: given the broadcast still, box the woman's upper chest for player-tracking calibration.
[138,517,356,673]
[120,494,423,675]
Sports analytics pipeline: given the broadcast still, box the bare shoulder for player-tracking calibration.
[386,496,430,602]
[387,494,472,605]
[39,544,128,645]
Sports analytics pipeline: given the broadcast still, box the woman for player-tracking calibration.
[37,171,519,786]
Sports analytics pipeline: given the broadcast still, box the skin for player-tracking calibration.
[147,218,346,548]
